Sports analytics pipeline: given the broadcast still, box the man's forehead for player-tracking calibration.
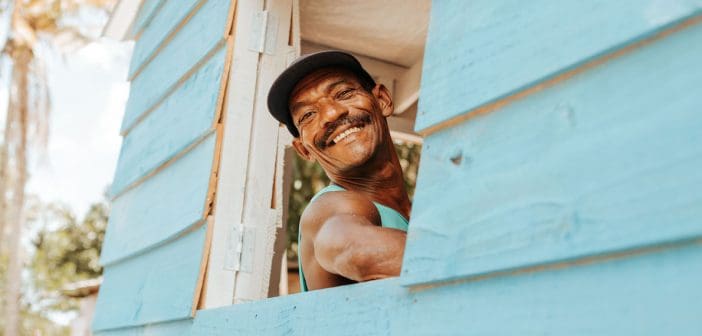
[290,67,362,101]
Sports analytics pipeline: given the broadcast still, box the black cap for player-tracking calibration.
[267,50,376,137]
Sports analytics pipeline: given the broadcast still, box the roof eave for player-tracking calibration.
[102,0,142,40]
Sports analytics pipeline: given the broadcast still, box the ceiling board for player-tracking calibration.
[300,0,430,67]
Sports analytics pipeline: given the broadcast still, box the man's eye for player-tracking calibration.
[298,111,315,125]
[336,88,355,100]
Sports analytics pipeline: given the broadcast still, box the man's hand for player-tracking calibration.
[299,190,406,289]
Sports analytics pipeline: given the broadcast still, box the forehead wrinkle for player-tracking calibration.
[289,72,356,118]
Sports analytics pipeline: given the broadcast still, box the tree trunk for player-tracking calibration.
[3,44,31,336]
[0,143,7,251]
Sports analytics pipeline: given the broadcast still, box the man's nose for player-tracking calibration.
[319,100,348,126]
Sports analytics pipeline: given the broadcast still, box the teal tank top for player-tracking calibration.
[298,184,409,292]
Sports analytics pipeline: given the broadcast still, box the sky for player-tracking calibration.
[27,39,132,217]
[0,25,133,219]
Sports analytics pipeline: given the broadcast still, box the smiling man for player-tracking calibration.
[267,51,411,291]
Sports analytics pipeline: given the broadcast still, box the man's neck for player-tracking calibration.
[329,140,412,219]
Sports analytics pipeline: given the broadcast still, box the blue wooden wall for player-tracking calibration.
[93,0,235,333]
[95,0,702,334]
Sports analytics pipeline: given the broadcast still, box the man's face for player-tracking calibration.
[289,67,393,174]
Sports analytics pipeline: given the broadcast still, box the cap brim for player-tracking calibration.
[267,51,375,137]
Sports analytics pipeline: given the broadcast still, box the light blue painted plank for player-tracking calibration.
[130,0,165,37]
[94,319,193,336]
[120,0,232,134]
[403,22,702,285]
[110,46,227,197]
[416,0,702,131]
[128,0,202,78]
[100,133,216,266]
[93,224,207,331]
[193,242,702,335]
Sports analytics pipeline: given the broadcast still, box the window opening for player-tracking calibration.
[204,0,430,304]
[269,0,429,294]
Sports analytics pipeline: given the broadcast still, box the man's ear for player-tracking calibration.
[372,84,394,117]
[292,138,313,161]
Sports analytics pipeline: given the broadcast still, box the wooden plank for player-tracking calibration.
[402,21,702,285]
[415,0,702,132]
[100,133,217,266]
[94,319,193,336]
[192,241,702,335]
[102,0,142,40]
[130,0,165,38]
[93,223,209,331]
[232,0,294,303]
[110,44,230,197]
[203,0,263,309]
[128,0,202,79]
[120,0,235,135]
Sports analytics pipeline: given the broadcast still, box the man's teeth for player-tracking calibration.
[333,127,361,144]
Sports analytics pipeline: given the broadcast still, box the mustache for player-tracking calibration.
[316,114,372,149]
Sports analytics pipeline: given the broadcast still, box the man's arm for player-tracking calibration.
[300,191,407,284]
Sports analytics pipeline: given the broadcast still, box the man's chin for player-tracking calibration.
[335,151,377,173]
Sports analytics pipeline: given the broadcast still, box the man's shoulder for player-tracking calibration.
[300,188,381,235]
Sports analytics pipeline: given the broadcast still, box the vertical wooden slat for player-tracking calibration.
[203,0,264,308]
[232,0,296,303]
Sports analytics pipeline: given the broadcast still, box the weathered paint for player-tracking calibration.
[95,319,193,336]
[93,224,209,331]
[403,18,702,286]
[128,0,202,79]
[95,0,232,333]
[202,0,264,308]
[110,45,228,197]
[95,0,702,334]
[229,0,295,303]
[120,0,233,134]
[130,0,165,37]
[416,0,702,132]
[100,132,216,266]
[192,242,702,335]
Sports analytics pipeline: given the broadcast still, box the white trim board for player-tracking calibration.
[103,0,143,40]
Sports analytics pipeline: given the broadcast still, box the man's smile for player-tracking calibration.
[316,113,372,149]
[332,126,363,145]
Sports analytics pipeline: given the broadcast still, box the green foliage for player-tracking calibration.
[30,202,107,313]
[394,141,422,198]
[0,198,95,335]
[286,140,422,260]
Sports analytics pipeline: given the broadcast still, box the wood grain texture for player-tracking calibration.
[93,224,208,331]
[203,0,263,308]
[403,21,702,285]
[100,133,217,266]
[192,242,702,335]
[110,45,228,198]
[94,319,193,336]
[128,0,202,79]
[415,0,702,132]
[232,0,294,304]
[120,0,233,134]
[130,0,165,38]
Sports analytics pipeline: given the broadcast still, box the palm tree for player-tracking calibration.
[0,1,114,333]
